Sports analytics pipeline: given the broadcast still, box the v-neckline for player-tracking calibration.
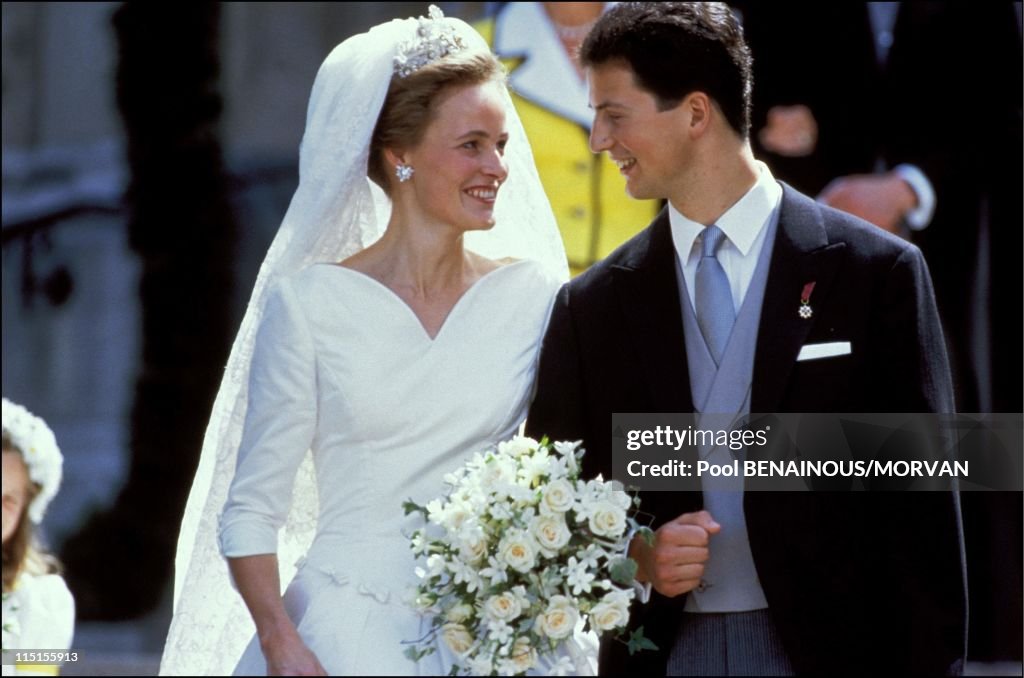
[320,259,531,343]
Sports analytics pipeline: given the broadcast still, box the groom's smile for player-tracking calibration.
[586,62,691,202]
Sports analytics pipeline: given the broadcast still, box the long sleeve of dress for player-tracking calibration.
[218,278,318,557]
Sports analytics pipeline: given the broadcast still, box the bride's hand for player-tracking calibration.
[260,625,327,676]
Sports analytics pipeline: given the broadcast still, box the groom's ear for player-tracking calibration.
[683,92,713,138]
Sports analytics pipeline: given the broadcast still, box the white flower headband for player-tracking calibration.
[393,5,468,77]
[2,398,63,524]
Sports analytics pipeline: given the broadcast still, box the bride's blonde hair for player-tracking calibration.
[368,50,506,196]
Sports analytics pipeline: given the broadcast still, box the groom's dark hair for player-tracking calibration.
[580,2,753,138]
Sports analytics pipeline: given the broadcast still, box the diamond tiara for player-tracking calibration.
[393,5,468,78]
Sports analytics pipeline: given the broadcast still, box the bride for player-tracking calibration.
[160,7,570,676]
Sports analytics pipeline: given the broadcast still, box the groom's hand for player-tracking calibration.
[629,510,720,598]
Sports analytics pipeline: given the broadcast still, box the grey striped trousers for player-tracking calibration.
[666,609,795,676]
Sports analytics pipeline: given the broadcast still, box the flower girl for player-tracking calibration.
[2,398,74,676]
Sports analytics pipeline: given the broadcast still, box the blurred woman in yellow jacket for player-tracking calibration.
[477,3,659,275]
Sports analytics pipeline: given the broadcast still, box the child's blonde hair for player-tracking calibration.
[3,434,61,592]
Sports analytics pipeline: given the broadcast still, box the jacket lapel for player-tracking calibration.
[752,185,847,413]
[612,210,695,414]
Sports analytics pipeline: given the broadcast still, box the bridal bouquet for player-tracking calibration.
[404,436,655,676]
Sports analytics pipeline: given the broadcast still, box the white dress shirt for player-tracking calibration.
[669,162,783,312]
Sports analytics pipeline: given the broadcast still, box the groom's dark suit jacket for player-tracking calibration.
[526,185,967,675]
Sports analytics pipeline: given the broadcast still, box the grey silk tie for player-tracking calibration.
[696,224,735,365]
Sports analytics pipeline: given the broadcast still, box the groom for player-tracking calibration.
[526,3,966,676]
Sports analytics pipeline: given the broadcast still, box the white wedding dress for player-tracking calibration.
[220,258,560,675]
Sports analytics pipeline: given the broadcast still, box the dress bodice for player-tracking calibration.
[219,258,561,592]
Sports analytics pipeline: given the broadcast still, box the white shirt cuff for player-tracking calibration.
[624,525,653,604]
[892,164,935,230]
[632,579,653,604]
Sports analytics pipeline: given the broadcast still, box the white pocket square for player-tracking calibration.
[797,341,852,361]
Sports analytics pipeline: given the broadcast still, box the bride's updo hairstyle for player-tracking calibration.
[368,50,506,196]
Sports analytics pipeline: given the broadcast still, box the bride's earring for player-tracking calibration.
[395,163,414,182]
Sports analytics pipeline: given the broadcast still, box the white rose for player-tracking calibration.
[498,531,537,573]
[459,535,488,564]
[507,636,537,673]
[610,486,632,510]
[441,623,474,656]
[531,514,571,553]
[541,478,576,514]
[446,603,474,624]
[484,591,522,623]
[535,595,579,640]
[590,600,628,631]
[588,501,627,538]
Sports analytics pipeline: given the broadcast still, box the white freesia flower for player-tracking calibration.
[410,532,428,556]
[448,558,482,593]
[518,445,551,487]
[506,482,538,507]
[534,595,579,640]
[487,618,514,645]
[498,436,539,458]
[483,454,518,489]
[425,553,446,577]
[511,585,530,608]
[426,499,445,525]
[588,501,627,538]
[441,623,474,656]
[484,591,522,623]
[412,590,438,613]
[553,440,581,475]
[540,478,576,515]
[479,555,509,586]
[498,530,538,573]
[466,655,495,675]
[577,543,605,571]
[488,501,513,521]
[531,513,571,555]
[547,655,576,676]
[565,556,596,595]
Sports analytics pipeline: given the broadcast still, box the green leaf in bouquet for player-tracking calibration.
[516,617,534,634]
[403,499,427,516]
[636,526,655,547]
[403,644,435,662]
[626,626,659,655]
[609,556,638,586]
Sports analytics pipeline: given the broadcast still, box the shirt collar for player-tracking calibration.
[669,162,782,261]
